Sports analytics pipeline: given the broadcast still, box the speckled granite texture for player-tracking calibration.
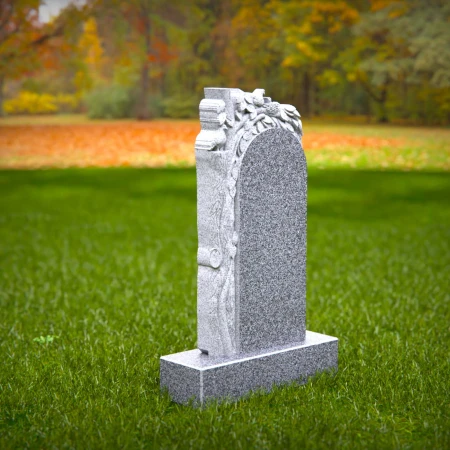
[237,128,307,353]
[160,331,338,406]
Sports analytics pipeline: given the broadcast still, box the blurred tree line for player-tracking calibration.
[1,0,449,124]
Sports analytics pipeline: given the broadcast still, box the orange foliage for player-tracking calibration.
[149,37,178,64]
[0,121,418,170]
[0,122,199,169]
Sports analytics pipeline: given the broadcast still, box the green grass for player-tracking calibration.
[0,168,449,449]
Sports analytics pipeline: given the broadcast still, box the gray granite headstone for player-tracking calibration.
[237,128,306,353]
[160,87,338,405]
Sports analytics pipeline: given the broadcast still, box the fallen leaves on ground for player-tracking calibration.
[0,120,448,170]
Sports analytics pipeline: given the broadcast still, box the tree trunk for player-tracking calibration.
[377,84,388,123]
[358,76,389,123]
[302,72,310,117]
[0,75,4,117]
[137,6,152,120]
[402,80,408,119]
[137,62,150,120]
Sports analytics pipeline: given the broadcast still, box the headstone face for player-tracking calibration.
[237,128,307,353]
[160,88,338,405]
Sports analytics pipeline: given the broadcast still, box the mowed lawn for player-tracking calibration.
[0,166,449,449]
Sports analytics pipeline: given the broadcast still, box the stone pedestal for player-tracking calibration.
[160,87,338,404]
[161,331,337,405]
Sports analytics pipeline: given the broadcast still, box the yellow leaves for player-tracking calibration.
[286,37,326,64]
[282,55,298,68]
[328,22,343,34]
[3,91,78,114]
[79,18,104,66]
[304,1,359,31]
[74,69,92,95]
[298,22,313,35]
[388,3,409,19]
[77,17,105,88]
[4,92,57,114]
[272,0,360,68]
[317,69,341,86]
[296,41,320,60]
[371,0,404,13]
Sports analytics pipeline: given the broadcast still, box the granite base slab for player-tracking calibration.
[160,331,338,405]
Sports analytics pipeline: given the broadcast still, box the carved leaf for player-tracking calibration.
[256,121,265,133]
[285,122,294,132]
[250,110,257,119]
[284,110,295,119]
[283,104,296,113]
[246,104,256,113]
[263,115,273,124]
[243,131,253,140]
[279,109,289,122]
[244,93,253,104]
[252,127,258,135]
[235,110,242,121]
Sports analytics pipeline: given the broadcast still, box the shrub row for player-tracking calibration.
[84,86,133,119]
[84,86,199,119]
[4,86,200,119]
[4,92,79,114]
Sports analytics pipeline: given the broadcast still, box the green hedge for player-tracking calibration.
[161,94,198,118]
[84,86,199,119]
[84,86,134,119]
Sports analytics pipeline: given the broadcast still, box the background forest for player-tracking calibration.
[1,0,450,124]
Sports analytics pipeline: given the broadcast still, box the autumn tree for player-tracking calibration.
[268,0,359,116]
[0,0,44,115]
[0,0,88,116]
[231,0,283,96]
[74,17,105,94]
[344,0,450,122]
[2,0,448,123]
[93,0,183,120]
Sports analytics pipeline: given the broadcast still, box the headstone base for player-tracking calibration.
[160,331,338,405]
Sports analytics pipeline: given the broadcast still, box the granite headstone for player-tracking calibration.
[160,87,338,405]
